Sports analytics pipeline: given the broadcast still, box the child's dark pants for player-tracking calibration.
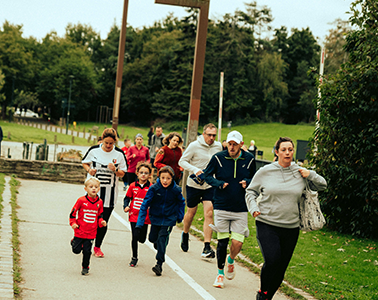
[71,237,93,268]
[148,225,173,266]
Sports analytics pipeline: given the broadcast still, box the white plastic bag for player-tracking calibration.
[298,180,326,231]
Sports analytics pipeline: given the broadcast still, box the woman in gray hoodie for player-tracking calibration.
[245,137,327,300]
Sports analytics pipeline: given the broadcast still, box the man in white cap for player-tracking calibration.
[203,130,256,289]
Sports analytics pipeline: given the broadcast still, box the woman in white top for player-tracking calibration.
[82,128,127,257]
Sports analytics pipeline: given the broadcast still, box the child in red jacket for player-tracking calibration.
[123,162,152,267]
[69,177,107,275]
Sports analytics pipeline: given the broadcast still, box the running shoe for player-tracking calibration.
[256,290,269,300]
[129,257,138,267]
[225,255,235,280]
[152,264,162,276]
[81,267,89,276]
[201,247,215,259]
[93,247,104,258]
[213,274,224,288]
[180,232,189,252]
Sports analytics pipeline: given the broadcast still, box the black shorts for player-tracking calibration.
[186,186,215,208]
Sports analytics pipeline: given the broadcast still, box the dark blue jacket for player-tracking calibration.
[136,179,185,227]
[203,149,256,212]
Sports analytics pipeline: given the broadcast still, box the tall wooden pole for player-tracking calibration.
[155,0,210,147]
[112,0,129,132]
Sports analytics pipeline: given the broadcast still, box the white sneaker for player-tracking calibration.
[225,255,235,280]
[213,274,224,288]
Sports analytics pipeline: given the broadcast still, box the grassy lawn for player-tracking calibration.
[1,120,315,160]
[188,204,378,300]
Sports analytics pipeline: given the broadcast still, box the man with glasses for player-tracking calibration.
[179,123,222,259]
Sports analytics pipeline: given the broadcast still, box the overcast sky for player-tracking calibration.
[1,0,353,44]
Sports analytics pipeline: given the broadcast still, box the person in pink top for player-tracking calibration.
[126,133,150,184]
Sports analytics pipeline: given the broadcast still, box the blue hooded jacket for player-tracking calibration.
[136,178,185,227]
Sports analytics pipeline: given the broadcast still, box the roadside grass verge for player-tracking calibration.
[9,175,22,297]
[188,203,378,299]
[0,173,4,219]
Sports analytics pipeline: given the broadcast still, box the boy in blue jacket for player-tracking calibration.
[136,166,185,276]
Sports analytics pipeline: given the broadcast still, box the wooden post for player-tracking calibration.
[112,0,129,132]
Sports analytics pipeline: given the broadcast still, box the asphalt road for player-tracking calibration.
[17,179,291,300]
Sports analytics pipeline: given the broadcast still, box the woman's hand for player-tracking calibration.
[71,224,79,229]
[108,163,116,172]
[88,168,97,176]
[124,206,130,213]
[299,169,310,178]
[101,220,107,227]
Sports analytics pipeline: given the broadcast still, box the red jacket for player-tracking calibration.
[126,145,150,173]
[124,181,151,224]
[154,146,183,180]
[69,195,104,239]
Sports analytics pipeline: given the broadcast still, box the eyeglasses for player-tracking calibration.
[206,134,216,137]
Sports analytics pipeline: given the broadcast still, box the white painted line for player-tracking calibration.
[113,211,216,300]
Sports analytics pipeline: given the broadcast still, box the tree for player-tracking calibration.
[309,0,378,238]
[0,21,37,118]
[257,52,288,121]
[278,28,320,123]
[324,19,351,75]
[36,32,99,121]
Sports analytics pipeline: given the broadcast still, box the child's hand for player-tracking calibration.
[71,224,79,229]
[101,220,107,227]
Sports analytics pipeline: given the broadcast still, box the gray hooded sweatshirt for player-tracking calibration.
[179,134,222,190]
[245,161,327,228]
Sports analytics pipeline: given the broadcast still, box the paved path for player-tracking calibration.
[14,179,293,300]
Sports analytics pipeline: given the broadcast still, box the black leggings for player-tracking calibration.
[256,221,299,300]
[130,222,148,258]
[95,207,114,248]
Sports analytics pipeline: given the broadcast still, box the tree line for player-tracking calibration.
[0,2,349,126]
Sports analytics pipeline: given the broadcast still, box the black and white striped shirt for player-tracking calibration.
[82,145,127,208]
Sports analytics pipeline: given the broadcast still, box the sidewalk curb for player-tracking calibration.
[0,176,14,299]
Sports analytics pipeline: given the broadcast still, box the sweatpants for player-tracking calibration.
[95,207,113,248]
[256,221,299,300]
[130,222,148,258]
[71,237,93,268]
[148,225,173,266]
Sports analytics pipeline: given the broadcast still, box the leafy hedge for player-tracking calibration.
[309,0,378,238]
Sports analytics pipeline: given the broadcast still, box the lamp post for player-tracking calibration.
[66,75,74,134]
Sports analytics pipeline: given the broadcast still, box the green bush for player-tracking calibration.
[309,0,378,238]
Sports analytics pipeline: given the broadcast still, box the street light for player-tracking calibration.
[66,75,74,134]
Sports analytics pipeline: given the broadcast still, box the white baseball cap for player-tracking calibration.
[226,131,243,144]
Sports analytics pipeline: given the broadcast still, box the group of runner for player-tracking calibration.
[69,124,327,300]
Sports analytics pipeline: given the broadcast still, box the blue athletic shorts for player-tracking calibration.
[185,186,215,208]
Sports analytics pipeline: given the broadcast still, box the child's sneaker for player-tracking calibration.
[129,257,138,267]
[152,264,162,276]
[213,274,224,288]
[225,255,235,280]
[93,247,104,258]
[81,267,89,276]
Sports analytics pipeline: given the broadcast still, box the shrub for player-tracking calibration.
[309,0,378,238]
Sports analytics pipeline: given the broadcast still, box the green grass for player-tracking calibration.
[9,175,22,297]
[1,121,315,160]
[189,204,378,299]
[0,173,4,220]
[0,120,152,146]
